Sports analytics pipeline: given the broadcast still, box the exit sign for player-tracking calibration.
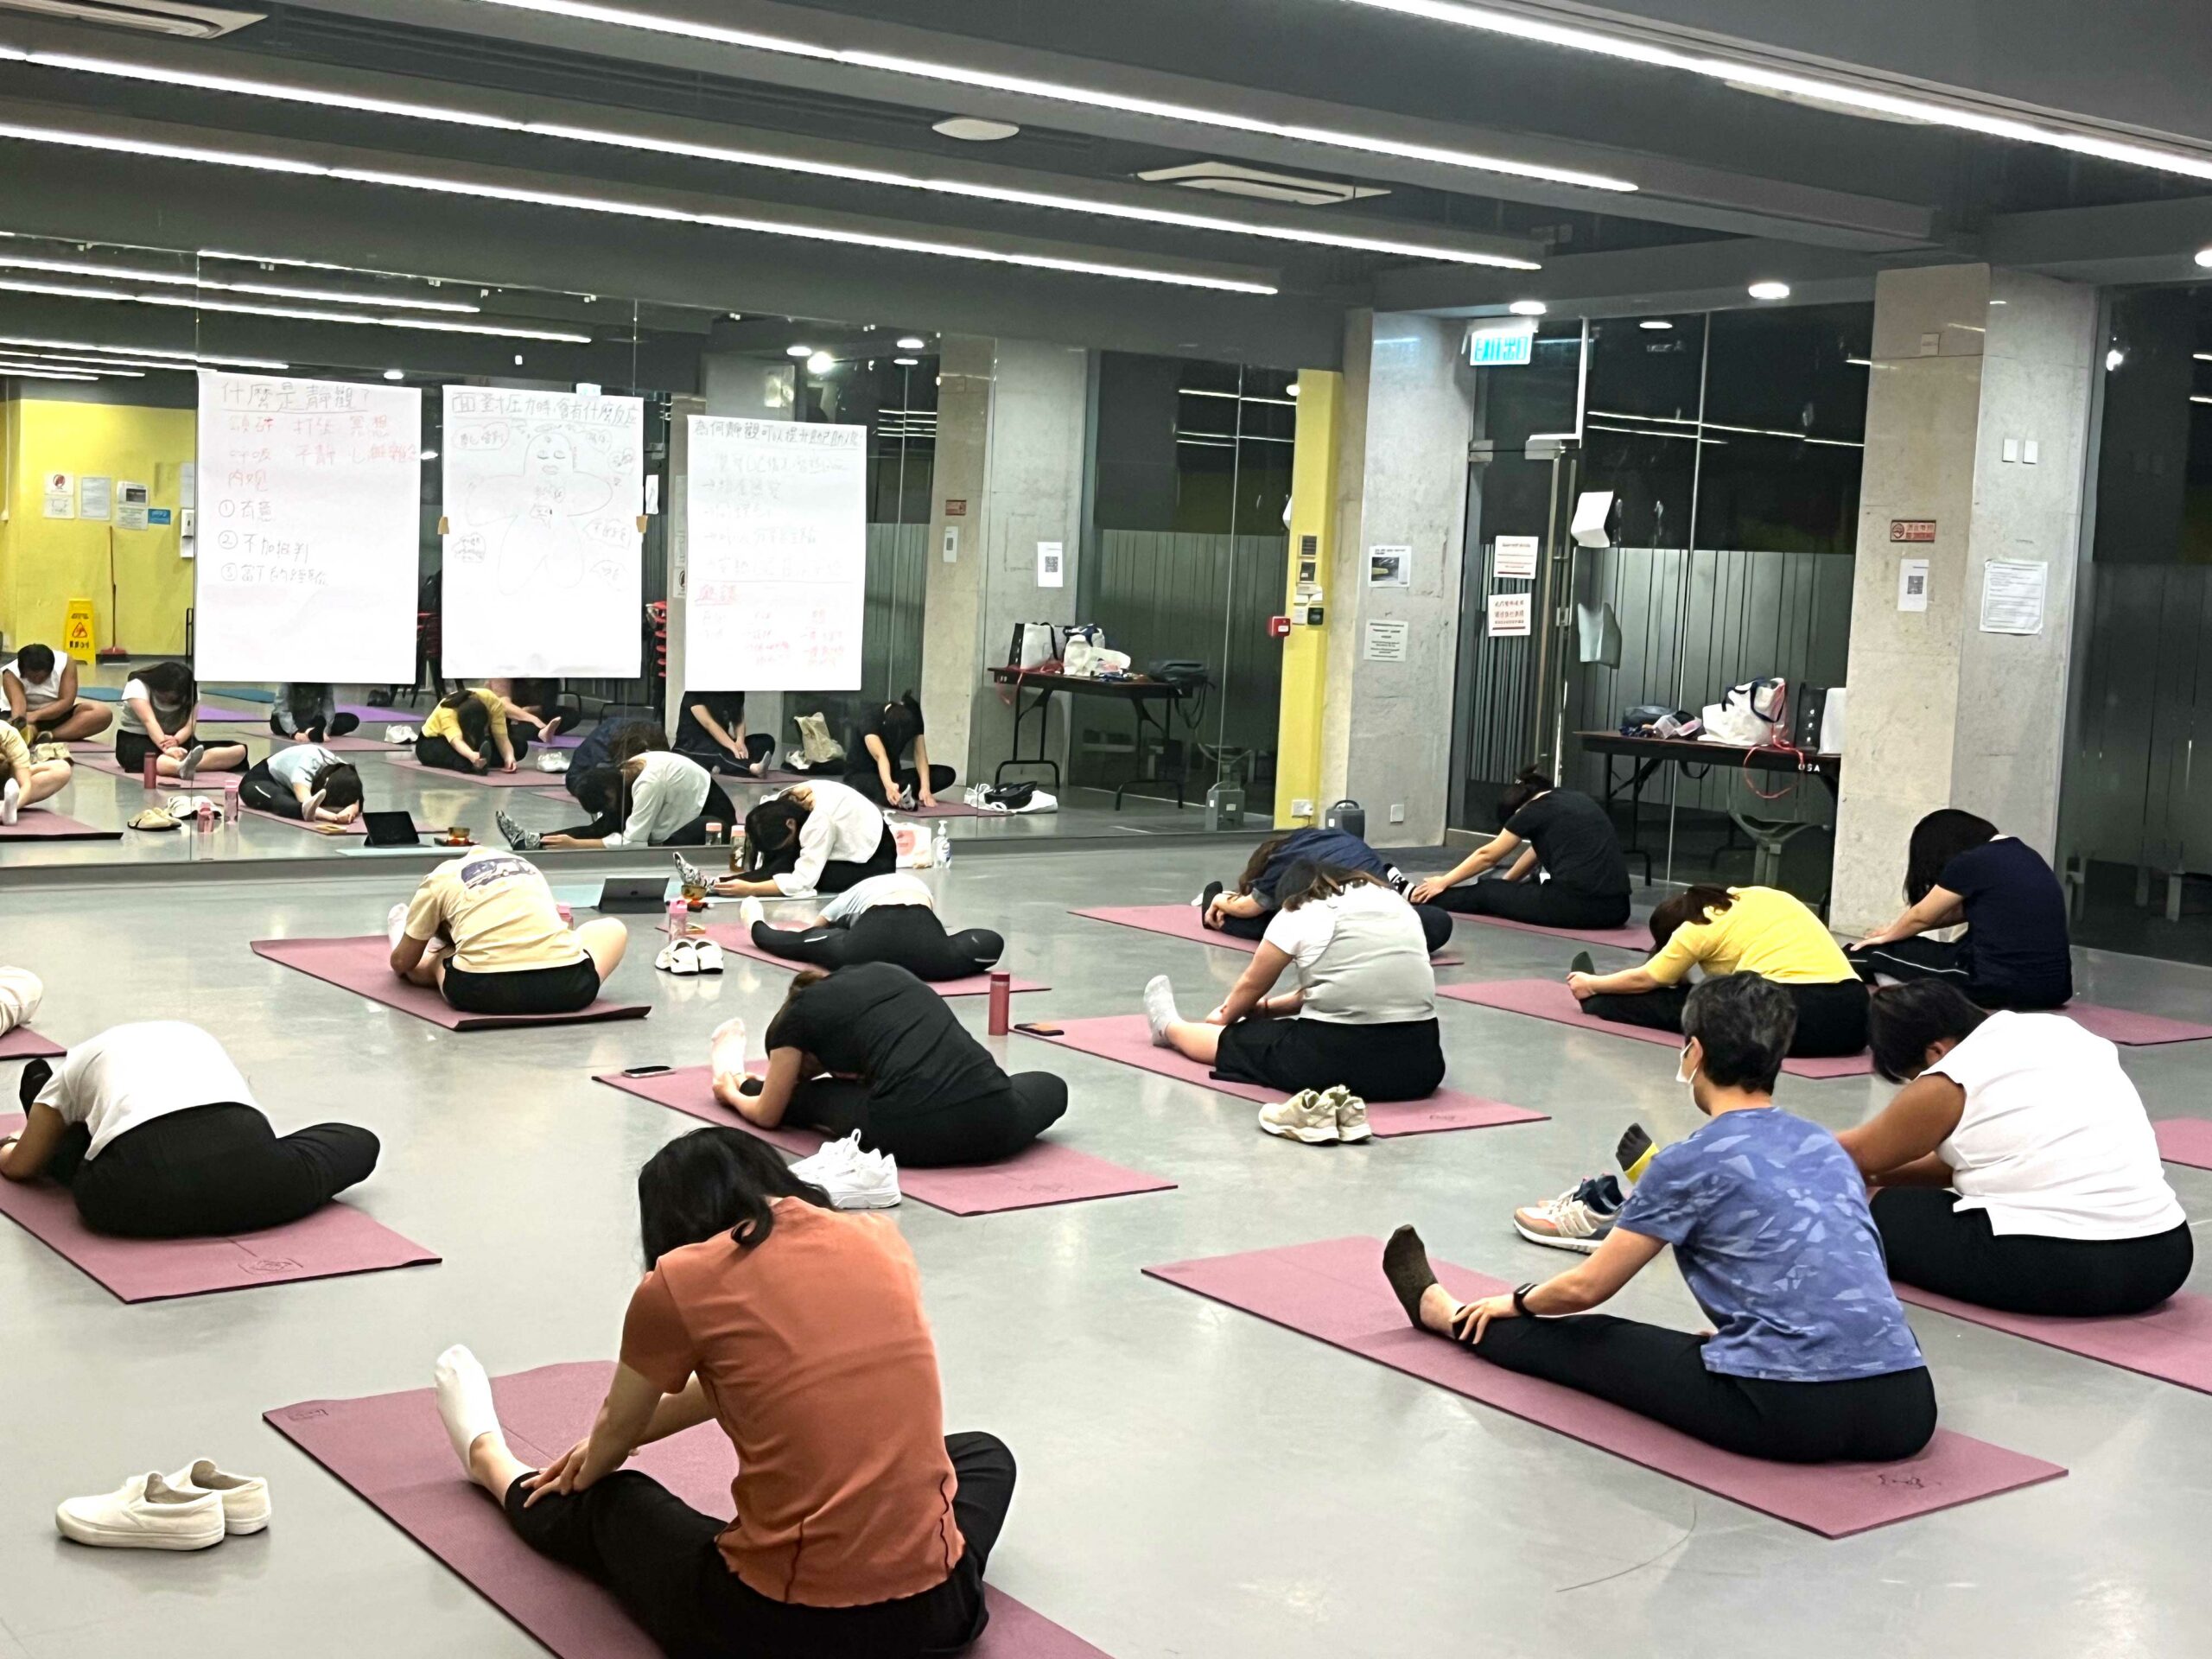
[1466,321,1536,367]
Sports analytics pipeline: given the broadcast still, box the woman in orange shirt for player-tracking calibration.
[432,1128,1015,1657]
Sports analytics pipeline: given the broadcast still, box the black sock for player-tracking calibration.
[1200,880,1223,910]
[1569,950,1595,976]
[1382,1225,1440,1331]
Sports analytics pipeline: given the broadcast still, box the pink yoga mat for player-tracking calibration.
[0,810,119,841]
[2156,1119,2212,1170]
[1439,979,1874,1079]
[275,734,404,754]
[596,1067,1174,1216]
[1894,1283,2212,1395]
[1145,1236,2063,1537]
[1446,912,1653,951]
[2065,1003,2212,1047]
[698,924,1046,998]
[384,755,560,787]
[266,1361,1108,1659]
[1071,904,1463,966]
[898,799,988,819]
[252,937,649,1031]
[0,1115,435,1302]
[1018,1014,1543,1139]
[0,1027,64,1060]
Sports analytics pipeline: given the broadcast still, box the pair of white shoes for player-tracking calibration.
[1258,1084,1371,1145]
[655,936,726,976]
[57,1461,269,1552]
[789,1130,901,1210]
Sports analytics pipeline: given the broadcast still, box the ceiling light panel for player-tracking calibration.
[0,251,481,310]
[0,330,287,367]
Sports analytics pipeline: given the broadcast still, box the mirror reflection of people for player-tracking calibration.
[4,644,111,744]
[1849,810,2073,1011]
[0,715,72,824]
[416,687,523,775]
[675,690,772,778]
[541,750,734,851]
[270,683,359,744]
[848,693,953,810]
[488,677,564,742]
[117,662,247,781]
[1408,767,1630,930]
[238,746,365,825]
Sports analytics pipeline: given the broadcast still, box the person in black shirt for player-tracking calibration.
[1848,809,2073,1009]
[1409,767,1632,929]
[674,690,773,778]
[1201,827,1452,956]
[715,963,1065,1166]
[846,692,955,809]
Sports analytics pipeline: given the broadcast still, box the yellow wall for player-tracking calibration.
[1272,369,1342,827]
[1,397,195,658]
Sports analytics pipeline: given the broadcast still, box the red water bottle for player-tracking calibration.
[141,752,157,789]
[987,971,1011,1036]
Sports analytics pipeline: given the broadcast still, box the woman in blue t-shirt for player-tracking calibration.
[1848,809,2073,1009]
[1382,974,1936,1464]
[1198,827,1452,956]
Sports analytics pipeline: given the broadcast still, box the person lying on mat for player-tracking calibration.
[487,677,564,742]
[416,687,524,776]
[541,751,735,851]
[1847,809,2072,1010]
[0,965,44,1035]
[674,688,772,778]
[847,691,954,810]
[270,683,359,744]
[710,870,1005,982]
[0,715,73,824]
[1835,981,2190,1318]
[709,780,893,899]
[0,1021,378,1240]
[1202,826,1452,957]
[715,962,1066,1166]
[390,848,627,1017]
[1144,860,1446,1132]
[4,643,110,744]
[116,662,247,782]
[238,746,365,826]
[1566,884,1868,1058]
[1407,766,1630,930]
[1383,975,1936,1465]
[430,1128,1015,1659]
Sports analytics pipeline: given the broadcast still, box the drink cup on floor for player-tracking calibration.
[988,972,1012,1035]
[141,753,157,789]
[705,820,723,846]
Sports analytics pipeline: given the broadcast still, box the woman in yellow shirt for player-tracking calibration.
[1566,885,1869,1057]
[0,717,73,824]
[416,687,523,776]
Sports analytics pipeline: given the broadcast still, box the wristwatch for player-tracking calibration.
[1512,1282,1538,1318]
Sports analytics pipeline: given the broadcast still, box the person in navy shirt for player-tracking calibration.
[1200,826,1452,957]
[1382,973,1936,1464]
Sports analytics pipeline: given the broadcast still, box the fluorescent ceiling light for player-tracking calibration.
[0,252,481,311]
[1638,318,1672,330]
[0,272,591,340]
[2197,248,2212,269]
[2106,347,2126,371]
[21,48,1537,268]
[806,350,835,372]
[933,116,1019,142]
[1747,280,1791,300]
[0,331,287,369]
[785,343,812,357]
[1286,382,1300,397]
[895,334,926,349]
[1846,356,1872,366]
[891,356,919,365]
[0,364,101,379]
[468,0,1634,194]
[1327,0,2212,184]
[1588,407,1862,448]
[2193,395,2212,405]
[1508,298,1547,315]
[1179,386,1298,405]
[0,353,141,374]
[384,367,404,379]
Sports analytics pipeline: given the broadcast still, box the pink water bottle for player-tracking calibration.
[987,971,1012,1036]
[666,897,688,942]
[194,797,215,834]
[221,778,241,824]
[141,752,157,789]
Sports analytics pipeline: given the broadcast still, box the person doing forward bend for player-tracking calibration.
[1834,981,2190,1318]
[430,1127,1015,1659]
[4,644,110,744]
[540,750,735,851]
[499,721,666,850]
[710,781,893,899]
[1145,861,1446,1140]
[1202,826,1452,957]
[1408,767,1630,931]
[115,662,246,781]
[846,692,954,810]
[415,687,524,776]
[270,683,359,744]
[1848,809,2072,1010]
[0,715,72,824]
[238,744,365,825]
[1383,975,1936,1465]
[675,689,774,778]
[716,962,1067,1167]
[390,848,628,1017]
[732,872,1005,982]
[1,1021,378,1239]
[487,677,565,743]
[1567,884,1869,1058]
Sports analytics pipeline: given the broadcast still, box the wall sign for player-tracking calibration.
[1890,519,1937,543]
[1487,592,1533,637]
[1367,544,1409,587]
[1897,557,1929,613]
[1465,321,1536,367]
[944,499,968,517]
[1493,534,1539,579]
[1364,619,1409,661]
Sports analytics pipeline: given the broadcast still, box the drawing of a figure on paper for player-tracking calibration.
[457,427,623,594]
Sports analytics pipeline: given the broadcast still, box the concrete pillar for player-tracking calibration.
[1318,311,1477,848]
[1830,265,2098,931]
[918,337,1090,787]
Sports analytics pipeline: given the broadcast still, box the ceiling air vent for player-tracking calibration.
[0,0,264,38]
[1135,161,1390,207]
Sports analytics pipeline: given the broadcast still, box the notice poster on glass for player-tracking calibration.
[441,387,645,677]
[1979,559,2047,635]
[193,372,421,683]
[1487,591,1533,637]
[1493,535,1539,580]
[684,416,867,690]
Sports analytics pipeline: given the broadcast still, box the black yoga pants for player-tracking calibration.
[1581,976,1870,1058]
[1846,935,2070,1012]
[679,733,775,776]
[786,1072,1067,1167]
[1873,1187,2194,1317]
[1429,878,1630,930]
[658,781,739,848]
[414,733,531,773]
[49,1103,379,1240]
[238,760,303,819]
[848,764,957,806]
[267,712,359,741]
[504,1430,1014,1659]
[751,907,1004,981]
[1218,905,1452,958]
[815,822,897,894]
[1459,1313,1937,1464]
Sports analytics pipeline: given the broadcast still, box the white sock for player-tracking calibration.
[709,1015,748,1085]
[433,1344,500,1471]
[1143,975,1181,1047]
[386,901,410,951]
[0,776,18,826]
[176,744,206,783]
[737,896,765,927]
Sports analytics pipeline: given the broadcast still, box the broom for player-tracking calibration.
[97,525,129,661]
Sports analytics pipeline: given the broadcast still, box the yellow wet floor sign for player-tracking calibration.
[62,598,97,662]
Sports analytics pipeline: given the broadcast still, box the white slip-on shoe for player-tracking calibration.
[1257,1090,1341,1145]
[168,1460,270,1535]
[691,940,726,975]
[56,1473,225,1552]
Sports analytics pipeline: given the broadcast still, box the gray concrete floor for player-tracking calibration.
[2,844,2209,1657]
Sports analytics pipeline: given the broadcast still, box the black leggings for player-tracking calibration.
[848,764,957,807]
[238,760,304,819]
[49,1103,379,1240]
[1581,976,1871,1058]
[1458,1313,1937,1464]
[268,712,359,742]
[660,780,739,848]
[505,1431,1013,1659]
[1847,935,2071,1012]
[786,1072,1067,1167]
[1873,1187,2195,1317]
[679,733,775,776]
[416,732,531,774]
[746,823,895,895]
[1430,878,1630,929]
[1218,905,1453,958]
[752,907,1004,982]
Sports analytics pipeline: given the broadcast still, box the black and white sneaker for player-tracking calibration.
[494,809,540,851]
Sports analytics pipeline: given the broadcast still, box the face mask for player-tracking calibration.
[1676,1042,1698,1090]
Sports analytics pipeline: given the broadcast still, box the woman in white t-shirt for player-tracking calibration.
[113,661,247,780]
[1143,861,1445,1138]
[1838,980,2191,1317]
[0,1021,378,1238]
[238,743,365,823]
[713,781,895,898]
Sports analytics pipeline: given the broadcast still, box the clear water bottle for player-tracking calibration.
[932,821,951,868]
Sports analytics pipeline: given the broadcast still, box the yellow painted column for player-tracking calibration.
[1273,369,1341,827]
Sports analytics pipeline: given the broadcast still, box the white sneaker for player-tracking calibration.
[790,1132,902,1209]
[1142,975,1181,1047]
[1511,1176,1623,1255]
[168,1459,270,1535]
[671,850,707,889]
[56,1472,225,1551]
[1257,1089,1340,1145]
[1322,1085,1372,1144]
[737,896,766,928]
